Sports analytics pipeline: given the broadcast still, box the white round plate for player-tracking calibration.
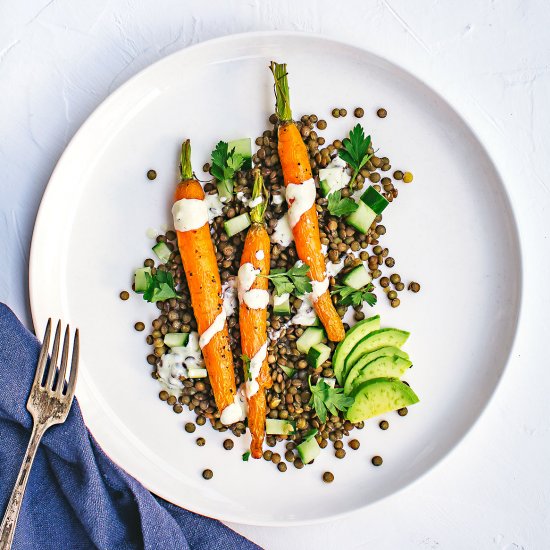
[30,32,521,525]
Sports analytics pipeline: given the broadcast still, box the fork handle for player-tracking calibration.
[0,422,47,550]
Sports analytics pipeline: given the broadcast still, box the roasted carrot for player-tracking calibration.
[238,170,272,458]
[173,140,237,415]
[270,62,346,342]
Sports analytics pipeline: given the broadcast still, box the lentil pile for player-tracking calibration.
[129,106,420,476]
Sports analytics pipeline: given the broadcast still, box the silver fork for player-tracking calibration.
[0,320,79,550]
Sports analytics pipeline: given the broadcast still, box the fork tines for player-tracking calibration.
[34,319,79,399]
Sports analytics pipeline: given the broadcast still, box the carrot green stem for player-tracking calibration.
[180,139,193,180]
[269,61,292,122]
[250,169,269,224]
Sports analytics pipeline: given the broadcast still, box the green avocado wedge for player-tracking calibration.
[346,378,419,423]
[342,345,408,389]
[343,328,410,378]
[344,354,412,395]
[333,315,380,384]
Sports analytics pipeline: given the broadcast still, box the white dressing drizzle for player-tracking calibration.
[285,178,316,228]
[172,198,208,232]
[199,308,227,349]
[245,341,268,398]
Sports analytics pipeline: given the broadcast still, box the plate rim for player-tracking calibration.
[29,29,524,526]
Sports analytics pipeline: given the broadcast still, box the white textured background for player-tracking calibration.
[1,1,549,549]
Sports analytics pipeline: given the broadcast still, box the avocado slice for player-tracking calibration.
[344,354,412,395]
[346,377,419,423]
[333,315,380,384]
[343,328,410,379]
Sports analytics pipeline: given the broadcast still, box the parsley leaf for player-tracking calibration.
[264,262,312,296]
[308,378,354,424]
[210,141,245,183]
[331,284,377,308]
[242,451,251,462]
[327,191,359,217]
[141,270,179,303]
[338,124,372,189]
[241,354,252,381]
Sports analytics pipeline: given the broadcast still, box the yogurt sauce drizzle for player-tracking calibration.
[172,198,208,232]
[271,214,294,247]
[237,262,269,310]
[245,341,268,398]
[220,390,247,425]
[285,178,316,228]
[199,307,226,349]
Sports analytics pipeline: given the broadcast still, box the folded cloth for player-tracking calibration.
[0,304,259,550]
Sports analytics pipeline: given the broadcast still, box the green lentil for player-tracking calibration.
[196,437,206,447]
[159,390,169,401]
[185,422,196,433]
[147,169,157,180]
[408,282,421,293]
[323,471,334,483]
[277,462,287,472]
[398,407,408,416]
[377,108,387,118]
[134,322,145,332]
[349,439,360,450]
[393,170,404,180]
[223,439,234,450]
[335,449,346,459]
[317,119,327,130]
[354,107,364,118]
[339,108,347,117]
[403,172,414,183]
[379,420,389,430]
[202,469,213,479]
[380,277,390,288]
[120,291,130,301]
[332,108,340,118]
[391,298,400,308]
[371,455,383,466]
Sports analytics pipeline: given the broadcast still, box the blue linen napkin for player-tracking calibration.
[0,303,260,550]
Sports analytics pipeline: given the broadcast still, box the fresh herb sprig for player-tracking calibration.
[308,377,354,424]
[210,141,245,198]
[331,283,377,308]
[241,354,252,381]
[327,190,359,217]
[338,124,373,190]
[263,263,312,296]
[141,270,179,303]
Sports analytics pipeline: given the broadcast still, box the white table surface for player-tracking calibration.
[1,1,548,548]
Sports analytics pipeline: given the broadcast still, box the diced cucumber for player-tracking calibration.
[134,267,151,293]
[346,201,377,234]
[228,138,252,170]
[345,328,410,375]
[273,292,291,315]
[187,368,208,378]
[333,315,381,384]
[344,355,412,395]
[346,377,419,422]
[319,179,332,197]
[224,213,251,236]
[307,342,331,368]
[297,434,321,464]
[217,179,234,202]
[163,333,190,348]
[280,365,296,378]
[152,242,172,263]
[360,186,389,215]
[342,265,372,290]
[266,418,296,435]
[296,327,325,354]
